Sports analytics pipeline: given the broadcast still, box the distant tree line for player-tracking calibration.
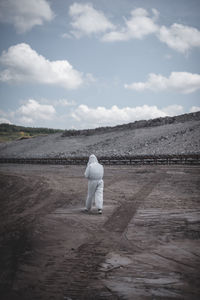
[0,123,64,135]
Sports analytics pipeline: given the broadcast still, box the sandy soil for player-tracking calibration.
[0,164,200,300]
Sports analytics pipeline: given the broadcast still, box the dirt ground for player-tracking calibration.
[0,163,200,300]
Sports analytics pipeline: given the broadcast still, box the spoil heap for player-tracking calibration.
[0,112,199,159]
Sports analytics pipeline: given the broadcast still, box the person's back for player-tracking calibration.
[84,154,104,214]
[85,161,103,180]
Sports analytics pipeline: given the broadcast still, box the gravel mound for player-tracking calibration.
[0,112,200,158]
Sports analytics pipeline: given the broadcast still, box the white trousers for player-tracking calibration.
[86,179,104,210]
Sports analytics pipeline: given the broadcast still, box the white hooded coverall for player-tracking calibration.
[84,154,104,211]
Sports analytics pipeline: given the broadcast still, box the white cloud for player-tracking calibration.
[61,32,72,39]
[1,102,197,129]
[158,23,200,53]
[0,43,84,89]
[190,106,200,113]
[54,99,76,107]
[17,99,56,124]
[18,116,34,125]
[102,8,158,42]
[85,73,96,84]
[162,105,184,116]
[0,117,12,124]
[66,5,200,53]
[0,0,54,33]
[69,2,115,38]
[124,72,200,94]
[0,109,11,124]
[71,104,169,128]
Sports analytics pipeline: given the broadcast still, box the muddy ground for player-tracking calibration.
[0,164,200,300]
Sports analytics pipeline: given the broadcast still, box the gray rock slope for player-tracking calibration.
[0,112,200,158]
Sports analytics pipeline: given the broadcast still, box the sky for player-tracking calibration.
[0,0,200,129]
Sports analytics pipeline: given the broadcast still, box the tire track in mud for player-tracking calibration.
[36,172,165,300]
[104,172,164,233]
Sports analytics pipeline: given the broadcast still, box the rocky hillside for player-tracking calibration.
[0,111,199,158]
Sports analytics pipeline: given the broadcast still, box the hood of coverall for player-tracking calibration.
[87,154,98,165]
[85,154,103,180]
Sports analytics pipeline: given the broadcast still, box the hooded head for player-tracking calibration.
[85,154,103,179]
[88,154,98,165]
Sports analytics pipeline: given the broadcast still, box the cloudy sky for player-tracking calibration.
[0,0,200,129]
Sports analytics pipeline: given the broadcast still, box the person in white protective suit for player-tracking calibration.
[84,154,104,214]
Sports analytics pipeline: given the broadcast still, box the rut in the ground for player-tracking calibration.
[36,173,164,300]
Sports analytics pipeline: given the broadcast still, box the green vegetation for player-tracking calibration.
[0,123,64,142]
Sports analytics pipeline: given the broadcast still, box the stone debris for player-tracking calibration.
[0,112,200,158]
